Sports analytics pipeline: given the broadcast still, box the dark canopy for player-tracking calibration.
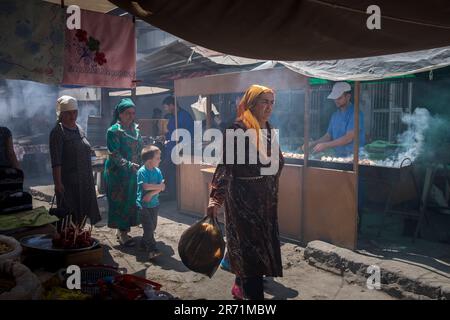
[110,0,450,60]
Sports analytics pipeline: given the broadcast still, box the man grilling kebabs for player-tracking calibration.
[302,82,365,157]
[301,82,366,231]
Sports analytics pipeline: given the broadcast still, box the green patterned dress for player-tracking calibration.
[104,122,143,230]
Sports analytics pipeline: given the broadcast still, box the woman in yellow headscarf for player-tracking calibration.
[207,84,284,300]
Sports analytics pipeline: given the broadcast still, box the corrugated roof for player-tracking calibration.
[136,40,250,88]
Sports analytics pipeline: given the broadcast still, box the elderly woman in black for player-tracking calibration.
[49,95,101,225]
[0,126,20,169]
[207,84,284,300]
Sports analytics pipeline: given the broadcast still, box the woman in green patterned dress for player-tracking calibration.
[104,98,143,246]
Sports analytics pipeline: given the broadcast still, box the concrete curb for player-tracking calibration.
[304,240,450,300]
[29,186,54,203]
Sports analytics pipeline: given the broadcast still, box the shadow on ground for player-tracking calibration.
[110,239,190,273]
[358,209,450,278]
[264,277,299,300]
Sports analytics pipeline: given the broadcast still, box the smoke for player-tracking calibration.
[0,80,100,140]
[363,107,449,168]
[77,103,99,133]
[396,108,430,159]
[0,80,58,137]
[371,108,431,167]
[416,114,450,165]
[298,107,440,168]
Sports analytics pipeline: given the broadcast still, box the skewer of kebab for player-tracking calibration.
[71,221,78,246]
[62,216,66,240]
[81,216,87,241]
[65,215,69,239]
[80,216,88,230]
[52,215,66,248]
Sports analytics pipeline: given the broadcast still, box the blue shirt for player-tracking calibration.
[326,104,365,157]
[165,108,195,157]
[136,166,164,209]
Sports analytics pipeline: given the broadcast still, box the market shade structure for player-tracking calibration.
[193,46,450,82]
[43,0,116,13]
[108,86,169,96]
[110,0,450,60]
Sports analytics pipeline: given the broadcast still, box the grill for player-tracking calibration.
[284,156,413,181]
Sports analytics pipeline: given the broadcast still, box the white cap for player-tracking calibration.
[327,82,351,99]
[56,95,78,117]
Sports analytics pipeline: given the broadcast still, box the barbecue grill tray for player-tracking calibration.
[20,233,99,253]
[283,157,412,180]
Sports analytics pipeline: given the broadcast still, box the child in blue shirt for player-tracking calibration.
[137,145,165,260]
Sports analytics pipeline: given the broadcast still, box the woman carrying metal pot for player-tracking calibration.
[207,84,284,300]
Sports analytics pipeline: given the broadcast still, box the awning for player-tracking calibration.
[108,86,169,96]
[110,0,450,61]
[58,87,100,101]
[43,0,116,13]
[280,46,450,81]
[191,45,450,81]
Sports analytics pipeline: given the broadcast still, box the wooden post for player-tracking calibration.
[174,95,180,210]
[304,83,311,167]
[100,88,109,118]
[301,82,311,243]
[206,96,212,130]
[353,82,360,171]
[353,81,360,245]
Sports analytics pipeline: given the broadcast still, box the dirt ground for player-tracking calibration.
[32,197,394,300]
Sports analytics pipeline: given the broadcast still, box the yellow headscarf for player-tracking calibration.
[237,84,274,149]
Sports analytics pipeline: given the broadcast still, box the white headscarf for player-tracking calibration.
[56,95,78,118]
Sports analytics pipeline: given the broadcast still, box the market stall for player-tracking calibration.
[174,67,361,249]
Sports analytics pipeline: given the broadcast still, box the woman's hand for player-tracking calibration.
[55,183,65,195]
[131,163,140,172]
[206,204,219,218]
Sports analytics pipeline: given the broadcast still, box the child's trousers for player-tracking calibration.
[139,206,159,251]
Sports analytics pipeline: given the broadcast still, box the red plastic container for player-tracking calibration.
[99,274,162,300]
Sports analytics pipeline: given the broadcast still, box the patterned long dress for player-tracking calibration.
[104,122,143,230]
[209,120,284,278]
[49,123,101,225]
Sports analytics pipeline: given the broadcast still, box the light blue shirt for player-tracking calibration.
[136,166,164,209]
[327,103,365,157]
[165,108,195,158]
